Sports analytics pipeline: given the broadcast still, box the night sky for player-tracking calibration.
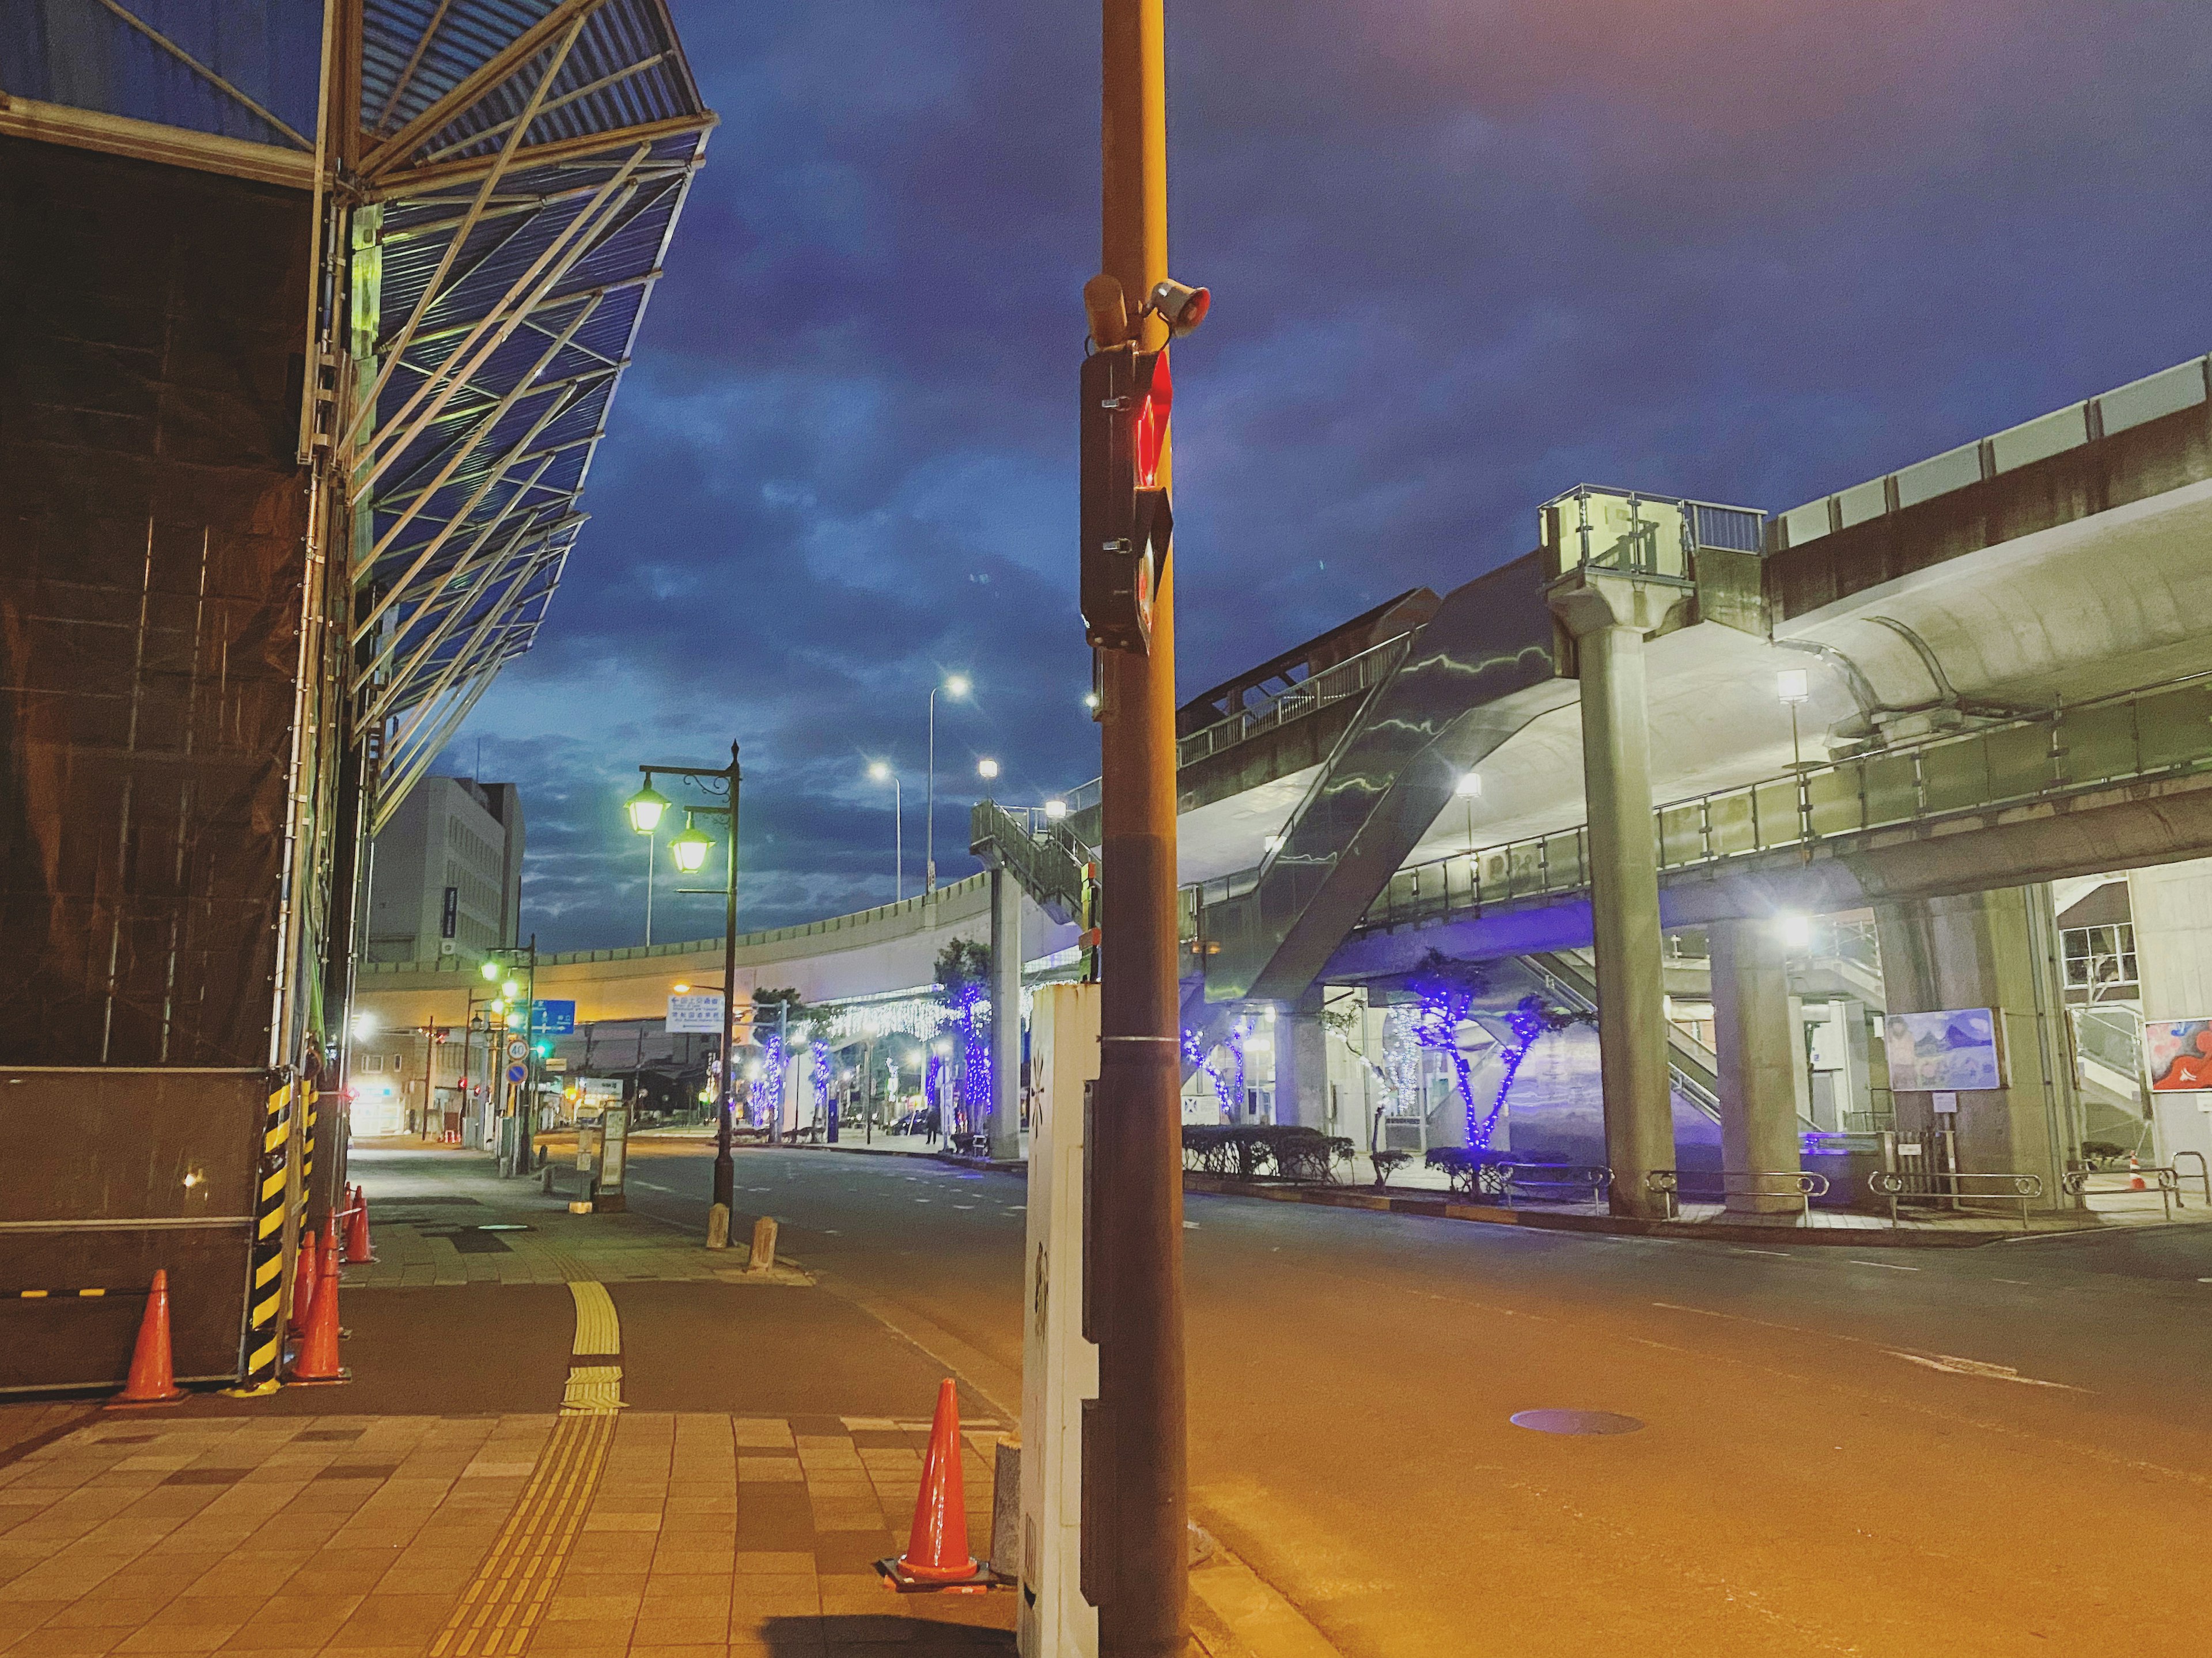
[442,1,2212,953]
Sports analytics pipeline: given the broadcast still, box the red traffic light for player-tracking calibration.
[1132,350,1171,490]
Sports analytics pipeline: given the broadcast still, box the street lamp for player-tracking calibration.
[480,959,499,982]
[927,674,971,891]
[625,783,671,946]
[977,756,999,800]
[1778,666,1813,841]
[868,761,903,901]
[669,815,714,875]
[1044,798,1068,822]
[1456,770,1483,853]
[626,746,743,1217]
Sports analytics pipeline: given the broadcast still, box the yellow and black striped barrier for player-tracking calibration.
[229,1074,294,1397]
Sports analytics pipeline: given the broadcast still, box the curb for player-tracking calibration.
[1181,1174,2027,1249]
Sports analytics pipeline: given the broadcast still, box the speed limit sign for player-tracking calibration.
[506,1038,526,1060]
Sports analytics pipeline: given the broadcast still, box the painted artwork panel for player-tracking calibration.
[2146,1019,2212,1092]
[1884,1008,2002,1093]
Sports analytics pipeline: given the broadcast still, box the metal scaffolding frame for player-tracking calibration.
[327,0,714,832]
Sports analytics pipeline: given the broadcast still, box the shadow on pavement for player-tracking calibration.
[758,1613,1016,1653]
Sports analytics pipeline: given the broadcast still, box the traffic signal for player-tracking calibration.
[532,1040,552,1058]
[1080,343,1172,654]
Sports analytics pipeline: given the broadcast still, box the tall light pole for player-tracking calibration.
[626,783,670,946]
[628,748,741,1214]
[926,674,970,892]
[868,761,903,900]
[1093,2,1187,1648]
[1457,769,1483,854]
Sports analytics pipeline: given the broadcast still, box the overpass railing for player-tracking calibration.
[1358,669,2212,932]
[1065,631,1413,816]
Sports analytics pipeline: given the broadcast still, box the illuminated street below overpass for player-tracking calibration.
[607,1138,2212,1658]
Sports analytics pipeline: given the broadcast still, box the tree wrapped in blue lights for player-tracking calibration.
[934,938,992,1139]
[1405,951,1495,1149]
[809,1040,836,1132]
[1183,1022,1247,1122]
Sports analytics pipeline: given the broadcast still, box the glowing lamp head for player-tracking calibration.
[1777,668,1810,707]
[672,982,690,995]
[669,819,713,874]
[868,760,891,782]
[350,1011,377,1039]
[1044,798,1068,821]
[1083,691,1100,711]
[502,979,520,999]
[977,758,999,781]
[1779,913,1813,950]
[943,674,971,700]
[625,781,671,836]
[480,959,500,981]
[1456,772,1483,799]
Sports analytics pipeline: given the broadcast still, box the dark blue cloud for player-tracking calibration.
[446,0,2212,949]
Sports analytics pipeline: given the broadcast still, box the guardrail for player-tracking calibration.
[1868,1168,2044,1228]
[1360,669,2212,933]
[2060,1164,2183,1221]
[1065,632,1414,819]
[1494,1163,1611,1204]
[1646,1169,1830,1219]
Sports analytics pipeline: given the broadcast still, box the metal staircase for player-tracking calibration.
[969,801,1092,925]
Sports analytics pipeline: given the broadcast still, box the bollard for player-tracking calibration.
[746,1215,778,1273]
[706,1203,730,1250]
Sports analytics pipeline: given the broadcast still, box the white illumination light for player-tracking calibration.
[978,757,999,780]
[1455,772,1483,799]
[1776,668,1810,706]
[944,674,971,699]
[1044,798,1068,821]
[1779,913,1813,950]
[350,1011,377,1039]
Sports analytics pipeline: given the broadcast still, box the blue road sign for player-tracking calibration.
[506,1063,527,1084]
[532,1000,577,1035]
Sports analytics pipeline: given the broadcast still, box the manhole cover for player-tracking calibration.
[1510,1409,1645,1436]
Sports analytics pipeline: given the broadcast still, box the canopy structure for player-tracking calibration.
[340,1,714,827]
[4,1,713,832]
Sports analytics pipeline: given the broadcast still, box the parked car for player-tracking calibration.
[886,1106,940,1137]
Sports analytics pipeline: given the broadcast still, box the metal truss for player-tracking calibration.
[339,0,714,829]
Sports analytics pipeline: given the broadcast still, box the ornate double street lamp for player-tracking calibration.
[625,744,742,1215]
[625,782,672,944]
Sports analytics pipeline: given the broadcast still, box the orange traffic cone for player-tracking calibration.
[2129,1154,2147,1192]
[877,1379,987,1590]
[343,1185,374,1264]
[288,1227,320,1336]
[108,1270,185,1407]
[289,1245,349,1384]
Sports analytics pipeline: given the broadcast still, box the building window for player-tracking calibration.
[2063,924,2137,999]
[361,1053,383,1072]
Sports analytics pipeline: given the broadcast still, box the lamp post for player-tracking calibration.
[926,674,970,892]
[1456,770,1483,855]
[977,756,999,796]
[1777,667,1812,841]
[626,783,670,946]
[868,761,903,900]
[627,746,741,1215]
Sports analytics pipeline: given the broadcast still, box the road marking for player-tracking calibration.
[1848,1259,1919,1271]
[630,1179,672,1193]
[1888,1352,2082,1390]
[1730,1247,1791,1257]
[952,1204,975,1210]
[1184,1221,1200,1230]
[1994,1278,2033,1286]
[429,1410,618,1656]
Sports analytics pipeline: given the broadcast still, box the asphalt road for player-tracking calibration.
[613,1138,2212,1658]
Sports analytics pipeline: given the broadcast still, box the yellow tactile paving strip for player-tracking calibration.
[566,1280,620,1356]
[429,1411,619,1657]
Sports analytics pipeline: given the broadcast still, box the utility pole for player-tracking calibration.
[1090,1,1187,1650]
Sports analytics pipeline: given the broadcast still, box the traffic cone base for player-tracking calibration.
[873,1379,999,1592]
[108,1270,185,1408]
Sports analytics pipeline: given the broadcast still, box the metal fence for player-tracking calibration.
[1362,669,2212,932]
[1868,1168,2043,1228]
[1065,631,1414,817]
[1646,1168,1829,1219]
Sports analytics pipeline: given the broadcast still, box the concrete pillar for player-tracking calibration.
[989,867,1023,1161]
[1709,917,1802,1213]
[1548,574,1673,1217]
[1873,885,2081,1205]
[1270,996,1329,1130]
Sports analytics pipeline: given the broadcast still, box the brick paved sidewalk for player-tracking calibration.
[0,1410,1018,1656]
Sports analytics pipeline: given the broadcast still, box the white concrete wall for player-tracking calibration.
[2126,857,2212,1166]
